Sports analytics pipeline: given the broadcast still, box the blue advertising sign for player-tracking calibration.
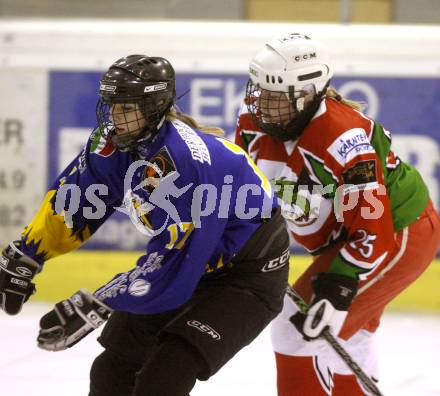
[49,71,440,250]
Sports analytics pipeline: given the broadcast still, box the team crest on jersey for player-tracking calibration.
[342,160,377,185]
[143,146,176,193]
[275,170,321,228]
[275,163,335,236]
[90,127,116,157]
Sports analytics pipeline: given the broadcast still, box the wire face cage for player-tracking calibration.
[246,80,296,126]
[245,80,320,141]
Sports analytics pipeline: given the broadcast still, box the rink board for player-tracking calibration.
[32,252,440,313]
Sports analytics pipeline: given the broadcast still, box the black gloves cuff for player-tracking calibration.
[311,272,358,311]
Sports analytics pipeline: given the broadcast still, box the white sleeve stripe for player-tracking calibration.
[340,247,388,271]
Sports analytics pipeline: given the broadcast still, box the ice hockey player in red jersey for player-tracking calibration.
[235,33,440,395]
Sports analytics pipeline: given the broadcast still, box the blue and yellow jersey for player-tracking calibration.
[21,119,276,314]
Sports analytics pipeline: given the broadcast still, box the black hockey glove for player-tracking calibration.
[0,241,40,315]
[37,289,113,351]
[290,272,358,340]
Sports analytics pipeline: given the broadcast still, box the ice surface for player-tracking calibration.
[0,303,438,396]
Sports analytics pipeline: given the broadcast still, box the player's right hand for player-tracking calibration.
[290,272,358,340]
[37,289,112,351]
[0,241,40,315]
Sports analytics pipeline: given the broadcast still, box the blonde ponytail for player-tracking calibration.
[326,86,365,112]
[166,108,225,137]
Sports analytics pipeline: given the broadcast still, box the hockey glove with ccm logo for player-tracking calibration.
[0,241,40,315]
[37,289,112,351]
[290,272,358,340]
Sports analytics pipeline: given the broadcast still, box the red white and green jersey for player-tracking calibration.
[235,97,429,280]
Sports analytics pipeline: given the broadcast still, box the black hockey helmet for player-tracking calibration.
[96,54,176,151]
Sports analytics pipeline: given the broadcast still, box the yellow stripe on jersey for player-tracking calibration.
[216,138,272,196]
[22,190,91,260]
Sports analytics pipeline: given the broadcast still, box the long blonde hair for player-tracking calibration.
[166,107,225,137]
[326,86,365,112]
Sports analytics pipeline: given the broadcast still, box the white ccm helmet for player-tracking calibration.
[246,33,333,141]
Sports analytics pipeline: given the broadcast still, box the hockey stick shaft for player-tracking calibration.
[286,286,384,396]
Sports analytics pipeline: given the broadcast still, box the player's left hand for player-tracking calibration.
[290,272,358,340]
[0,241,40,315]
[37,289,112,351]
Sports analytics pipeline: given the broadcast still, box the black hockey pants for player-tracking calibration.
[89,207,289,396]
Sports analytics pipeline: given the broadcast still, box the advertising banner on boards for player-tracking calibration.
[48,71,440,250]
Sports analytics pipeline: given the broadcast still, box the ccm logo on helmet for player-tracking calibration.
[294,52,316,62]
[262,249,290,272]
[187,320,221,341]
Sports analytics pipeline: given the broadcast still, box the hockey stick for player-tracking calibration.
[286,286,384,396]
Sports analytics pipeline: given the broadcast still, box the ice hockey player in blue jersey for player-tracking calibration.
[0,55,290,396]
